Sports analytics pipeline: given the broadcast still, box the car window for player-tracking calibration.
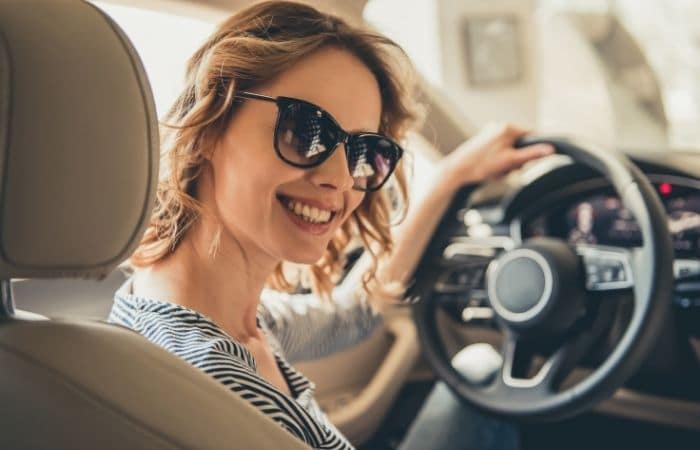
[92,2,216,117]
[367,0,700,151]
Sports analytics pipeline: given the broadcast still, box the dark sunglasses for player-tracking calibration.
[234,91,404,192]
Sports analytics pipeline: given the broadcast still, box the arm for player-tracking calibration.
[259,280,381,363]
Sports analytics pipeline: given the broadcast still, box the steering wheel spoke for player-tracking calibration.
[496,331,550,394]
[493,330,572,397]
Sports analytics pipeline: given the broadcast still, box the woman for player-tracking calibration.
[109,2,553,449]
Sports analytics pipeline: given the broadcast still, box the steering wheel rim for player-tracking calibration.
[411,137,675,421]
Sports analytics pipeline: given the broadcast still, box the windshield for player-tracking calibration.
[366,0,700,151]
[95,0,699,153]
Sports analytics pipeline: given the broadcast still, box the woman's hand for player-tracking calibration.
[437,123,555,191]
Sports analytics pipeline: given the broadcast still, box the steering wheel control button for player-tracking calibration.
[576,245,634,290]
[674,259,700,279]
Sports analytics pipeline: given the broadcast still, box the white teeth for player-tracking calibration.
[284,198,334,224]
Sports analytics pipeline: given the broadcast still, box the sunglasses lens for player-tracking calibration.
[276,102,337,166]
[348,135,399,191]
[275,100,401,191]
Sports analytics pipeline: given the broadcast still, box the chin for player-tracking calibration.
[282,246,327,265]
[287,253,325,265]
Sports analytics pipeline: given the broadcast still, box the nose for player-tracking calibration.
[308,143,355,191]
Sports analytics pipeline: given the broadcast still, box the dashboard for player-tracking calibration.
[521,178,700,259]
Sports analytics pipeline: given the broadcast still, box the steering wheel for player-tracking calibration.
[411,137,674,421]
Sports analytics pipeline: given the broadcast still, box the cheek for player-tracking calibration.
[215,131,294,192]
[212,143,304,227]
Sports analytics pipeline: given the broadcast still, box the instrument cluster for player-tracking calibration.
[522,180,700,259]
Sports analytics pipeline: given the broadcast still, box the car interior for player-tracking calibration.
[1,1,699,449]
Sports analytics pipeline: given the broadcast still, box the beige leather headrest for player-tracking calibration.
[0,0,158,280]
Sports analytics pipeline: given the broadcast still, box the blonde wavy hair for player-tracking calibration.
[130,1,421,302]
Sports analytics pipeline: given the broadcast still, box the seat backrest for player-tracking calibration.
[0,2,309,448]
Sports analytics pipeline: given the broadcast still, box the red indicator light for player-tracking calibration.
[659,182,672,196]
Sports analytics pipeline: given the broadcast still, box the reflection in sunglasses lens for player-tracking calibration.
[276,101,398,191]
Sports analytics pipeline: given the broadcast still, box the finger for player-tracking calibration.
[496,123,530,139]
[505,123,531,138]
[491,124,532,148]
[484,145,549,176]
[480,151,530,179]
[507,144,555,167]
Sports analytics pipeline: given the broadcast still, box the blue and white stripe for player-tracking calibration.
[109,282,356,450]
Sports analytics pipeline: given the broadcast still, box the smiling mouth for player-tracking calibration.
[276,194,339,224]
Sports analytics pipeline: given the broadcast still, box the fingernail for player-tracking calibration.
[541,145,555,155]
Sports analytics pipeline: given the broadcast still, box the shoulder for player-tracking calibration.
[110,291,259,371]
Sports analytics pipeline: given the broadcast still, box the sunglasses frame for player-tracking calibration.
[234,91,403,192]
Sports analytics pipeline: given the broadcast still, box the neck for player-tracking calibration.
[134,213,278,341]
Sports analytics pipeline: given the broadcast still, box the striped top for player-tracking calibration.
[109,279,380,450]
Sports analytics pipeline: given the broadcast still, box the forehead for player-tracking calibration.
[262,47,382,133]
